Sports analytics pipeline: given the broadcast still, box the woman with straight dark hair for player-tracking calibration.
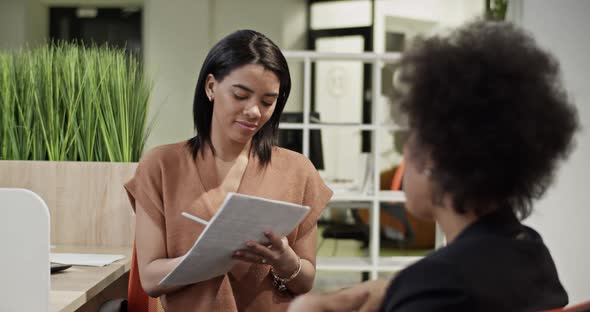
[125,30,332,311]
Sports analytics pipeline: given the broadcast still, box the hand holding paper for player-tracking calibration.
[232,230,300,277]
[160,193,309,287]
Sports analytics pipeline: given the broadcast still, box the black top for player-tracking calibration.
[379,209,568,312]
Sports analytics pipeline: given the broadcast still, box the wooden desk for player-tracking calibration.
[50,246,132,312]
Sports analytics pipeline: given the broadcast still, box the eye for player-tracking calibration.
[261,95,278,107]
[233,93,248,100]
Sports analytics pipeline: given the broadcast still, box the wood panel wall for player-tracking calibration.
[0,161,137,247]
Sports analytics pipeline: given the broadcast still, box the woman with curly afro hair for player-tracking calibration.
[289,19,579,312]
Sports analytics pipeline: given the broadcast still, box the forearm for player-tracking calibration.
[141,256,185,297]
[284,259,315,295]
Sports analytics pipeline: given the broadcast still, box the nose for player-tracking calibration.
[243,101,261,120]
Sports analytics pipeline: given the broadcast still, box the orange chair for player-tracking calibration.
[99,243,163,312]
[545,301,590,312]
[392,161,435,248]
[357,160,435,249]
[391,159,405,191]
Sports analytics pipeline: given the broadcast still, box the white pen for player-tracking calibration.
[181,212,209,226]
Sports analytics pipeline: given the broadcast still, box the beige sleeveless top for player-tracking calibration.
[125,141,332,311]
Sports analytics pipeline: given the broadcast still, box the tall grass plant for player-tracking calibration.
[0,43,152,162]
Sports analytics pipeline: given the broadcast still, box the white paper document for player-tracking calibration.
[50,253,125,267]
[159,192,310,287]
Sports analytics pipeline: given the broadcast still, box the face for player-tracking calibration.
[206,64,280,146]
[402,135,436,221]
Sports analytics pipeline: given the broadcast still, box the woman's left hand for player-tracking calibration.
[232,231,300,277]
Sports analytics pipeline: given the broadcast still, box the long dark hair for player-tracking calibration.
[187,30,291,166]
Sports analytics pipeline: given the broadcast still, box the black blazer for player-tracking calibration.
[379,209,568,312]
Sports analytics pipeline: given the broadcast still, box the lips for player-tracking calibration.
[235,120,258,131]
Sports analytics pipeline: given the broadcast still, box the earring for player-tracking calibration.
[423,168,432,177]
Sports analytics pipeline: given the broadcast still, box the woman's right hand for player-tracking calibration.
[232,231,300,277]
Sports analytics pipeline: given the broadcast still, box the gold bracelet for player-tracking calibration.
[271,258,302,291]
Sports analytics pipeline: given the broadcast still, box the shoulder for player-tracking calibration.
[393,255,464,288]
[125,142,189,210]
[269,147,325,189]
[270,147,316,173]
[381,257,472,311]
[138,141,189,170]
[267,146,332,198]
[134,141,192,184]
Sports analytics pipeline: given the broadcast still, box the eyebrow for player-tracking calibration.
[232,84,279,97]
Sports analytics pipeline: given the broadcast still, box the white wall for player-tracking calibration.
[142,0,211,149]
[0,0,27,50]
[281,0,307,113]
[0,0,47,49]
[26,0,48,47]
[211,0,283,45]
[521,0,590,304]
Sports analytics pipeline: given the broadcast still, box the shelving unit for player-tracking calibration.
[315,256,422,273]
[279,122,400,131]
[281,51,427,280]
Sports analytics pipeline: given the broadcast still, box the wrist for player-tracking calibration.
[274,250,300,278]
[271,256,302,292]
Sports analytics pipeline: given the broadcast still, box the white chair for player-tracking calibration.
[0,188,50,311]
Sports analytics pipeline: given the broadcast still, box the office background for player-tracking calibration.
[0,0,588,305]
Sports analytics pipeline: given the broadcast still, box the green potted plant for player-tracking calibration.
[0,43,153,248]
[485,0,508,21]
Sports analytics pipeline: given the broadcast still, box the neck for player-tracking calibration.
[209,131,251,162]
[434,197,479,244]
